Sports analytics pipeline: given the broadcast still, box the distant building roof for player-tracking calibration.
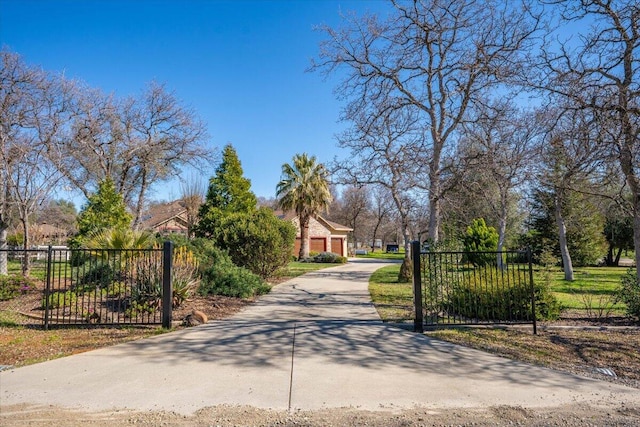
[140,200,188,230]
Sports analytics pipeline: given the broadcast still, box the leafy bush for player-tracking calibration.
[125,301,157,318]
[444,268,560,321]
[0,275,36,301]
[462,218,499,266]
[198,251,269,298]
[75,263,117,289]
[311,252,347,264]
[618,268,640,318]
[214,208,296,279]
[42,290,78,309]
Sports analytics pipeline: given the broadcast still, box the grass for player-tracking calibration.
[0,325,166,367]
[356,251,406,261]
[368,265,413,321]
[540,266,626,314]
[368,262,630,319]
[279,261,338,279]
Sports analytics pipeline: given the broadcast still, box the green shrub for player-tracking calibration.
[198,252,269,298]
[312,252,347,264]
[125,301,157,318]
[0,275,36,301]
[106,281,129,298]
[42,290,78,309]
[444,268,560,321]
[618,268,640,318]
[75,263,117,289]
[214,208,296,279]
[462,218,499,266]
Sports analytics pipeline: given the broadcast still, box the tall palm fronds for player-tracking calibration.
[276,153,332,259]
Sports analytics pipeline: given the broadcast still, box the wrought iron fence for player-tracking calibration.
[0,243,173,329]
[411,241,536,334]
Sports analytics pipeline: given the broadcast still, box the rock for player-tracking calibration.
[182,309,208,327]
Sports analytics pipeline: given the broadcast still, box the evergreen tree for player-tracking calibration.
[76,178,132,240]
[196,144,257,238]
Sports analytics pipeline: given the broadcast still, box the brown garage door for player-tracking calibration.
[331,238,343,256]
[310,237,326,253]
[294,237,327,255]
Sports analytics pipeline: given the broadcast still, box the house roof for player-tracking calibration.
[274,210,353,232]
[140,200,188,229]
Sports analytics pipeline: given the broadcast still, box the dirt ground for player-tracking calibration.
[2,402,640,426]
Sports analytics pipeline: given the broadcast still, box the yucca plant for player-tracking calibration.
[171,246,199,308]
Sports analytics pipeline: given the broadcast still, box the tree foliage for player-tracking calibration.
[276,153,332,259]
[196,144,257,238]
[217,208,296,279]
[76,178,132,240]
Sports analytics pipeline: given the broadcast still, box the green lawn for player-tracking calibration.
[356,251,406,261]
[368,265,413,321]
[368,263,630,321]
[541,266,627,313]
[278,261,337,279]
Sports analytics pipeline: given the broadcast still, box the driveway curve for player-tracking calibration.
[1,258,639,416]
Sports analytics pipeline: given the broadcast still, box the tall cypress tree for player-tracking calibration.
[196,144,257,238]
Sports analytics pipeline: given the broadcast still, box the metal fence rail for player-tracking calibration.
[412,241,536,334]
[0,243,173,329]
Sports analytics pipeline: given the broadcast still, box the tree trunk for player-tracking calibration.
[0,226,7,276]
[496,191,508,269]
[299,215,310,260]
[614,247,622,266]
[132,169,148,229]
[427,167,441,244]
[21,219,31,277]
[398,219,412,282]
[0,178,8,275]
[554,192,573,281]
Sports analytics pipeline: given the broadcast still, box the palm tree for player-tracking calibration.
[276,153,332,259]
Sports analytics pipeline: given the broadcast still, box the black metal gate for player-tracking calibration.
[0,242,173,329]
[412,241,536,333]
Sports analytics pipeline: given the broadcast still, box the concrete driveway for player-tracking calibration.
[1,259,639,415]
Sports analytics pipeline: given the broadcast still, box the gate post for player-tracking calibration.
[412,240,424,333]
[162,241,173,329]
[43,245,53,330]
[528,247,537,335]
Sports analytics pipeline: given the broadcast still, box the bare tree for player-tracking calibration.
[57,81,212,226]
[0,50,71,275]
[460,102,540,267]
[332,107,424,280]
[331,184,372,249]
[313,0,540,243]
[535,107,609,280]
[179,174,205,238]
[369,184,395,252]
[534,0,640,277]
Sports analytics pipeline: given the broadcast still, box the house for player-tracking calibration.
[139,200,189,235]
[277,211,353,257]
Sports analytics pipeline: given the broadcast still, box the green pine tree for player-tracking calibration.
[76,178,132,239]
[196,144,257,238]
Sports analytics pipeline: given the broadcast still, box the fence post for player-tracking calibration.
[162,241,173,329]
[412,240,424,333]
[528,247,537,335]
[43,245,53,330]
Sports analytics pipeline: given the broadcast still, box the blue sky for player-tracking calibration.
[0,0,389,203]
